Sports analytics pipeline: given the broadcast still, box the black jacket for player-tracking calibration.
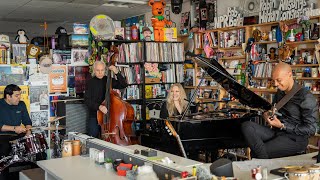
[84,74,127,117]
[160,102,181,119]
[275,83,319,137]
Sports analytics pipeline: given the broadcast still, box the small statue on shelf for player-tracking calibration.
[278,44,292,61]
[252,27,262,42]
[15,29,29,44]
[261,32,269,41]
[311,23,320,40]
[269,47,277,60]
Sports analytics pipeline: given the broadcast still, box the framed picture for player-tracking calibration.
[140,26,154,41]
[71,49,88,66]
[70,34,89,47]
[164,28,177,42]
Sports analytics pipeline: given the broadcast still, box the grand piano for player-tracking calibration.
[141,54,273,161]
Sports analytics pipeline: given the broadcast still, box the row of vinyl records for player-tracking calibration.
[119,64,184,84]
[123,84,173,100]
[117,42,184,63]
[253,63,275,78]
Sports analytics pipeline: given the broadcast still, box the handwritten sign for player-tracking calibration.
[213,7,243,29]
[259,0,313,23]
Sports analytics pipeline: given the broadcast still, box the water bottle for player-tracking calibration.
[125,23,131,40]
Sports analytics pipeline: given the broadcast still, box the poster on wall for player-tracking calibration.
[164,28,177,41]
[75,66,90,94]
[49,65,67,94]
[0,85,30,113]
[30,111,48,127]
[30,85,49,111]
[140,26,154,41]
[27,64,48,85]
[71,49,88,66]
[0,66,24,86]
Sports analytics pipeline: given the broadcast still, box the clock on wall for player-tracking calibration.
[241,0,260,16]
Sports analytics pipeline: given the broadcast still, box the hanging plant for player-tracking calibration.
[297,16,311,30]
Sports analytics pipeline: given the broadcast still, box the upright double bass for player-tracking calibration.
[97,45,135,146]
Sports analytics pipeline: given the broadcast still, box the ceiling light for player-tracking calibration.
[105,0,148,5]
[102,3,129,8]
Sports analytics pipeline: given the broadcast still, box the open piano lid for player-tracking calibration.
[189,53,272,110]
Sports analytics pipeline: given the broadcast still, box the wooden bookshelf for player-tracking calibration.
[295,77,320,80]
[255,41,277,44]
[291,64,319,68]
[286,40,318,45]
[219,56,246,60]
[248,88,277,93]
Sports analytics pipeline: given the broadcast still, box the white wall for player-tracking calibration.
[216,0,319,17]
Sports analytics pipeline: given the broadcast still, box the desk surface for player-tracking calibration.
[232,152,318,180]
[126,145,202,168]
[37,156,125,180]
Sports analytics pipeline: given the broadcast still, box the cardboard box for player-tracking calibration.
[145,77,160,83]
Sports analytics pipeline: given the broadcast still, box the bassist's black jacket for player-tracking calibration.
[84,73,127,118]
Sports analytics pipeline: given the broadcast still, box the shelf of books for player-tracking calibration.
[115,41,185,122]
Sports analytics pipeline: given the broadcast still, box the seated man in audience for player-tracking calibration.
[241,63,318,159]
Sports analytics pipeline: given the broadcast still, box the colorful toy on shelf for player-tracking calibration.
[15,29,29,44]
[26,44,41,59]
[295,32,303,41]
[252,27,262,42]
[261,32,269,41]
[269,47,276,60]
[148,0,172,41]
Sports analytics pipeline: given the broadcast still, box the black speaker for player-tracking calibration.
[210,158,233,177]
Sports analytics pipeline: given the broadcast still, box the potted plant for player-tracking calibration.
[297,16,311,40]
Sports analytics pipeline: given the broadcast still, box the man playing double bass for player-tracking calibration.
[84,61,128,138]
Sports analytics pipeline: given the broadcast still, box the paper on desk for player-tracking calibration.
[233,159,316,171]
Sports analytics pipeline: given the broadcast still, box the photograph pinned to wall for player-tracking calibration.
[115,27,125,40]
[52,50,71,64]
[71,34,89,47]
[164,28,177,42]
[68,65,75,76]
[140,26,154,41]
[49,65,67,94]
[12,44,27,64]
[27,64,49,85]
[49,96,59,117]
[180,12,190,34]
[71,49,89,66]
[0,66,24,86]
[30,111,48,127]
[30,85,49,111]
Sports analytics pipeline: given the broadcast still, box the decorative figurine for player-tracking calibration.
[15,29,29,44]
[252,27,262,42]
[148,0,172,41]
[269,47,276,60]
[26,44,41,59]
[295,32,303,41]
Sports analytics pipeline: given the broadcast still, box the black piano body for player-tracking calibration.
[141,54,272,161]
[141,109,261,161]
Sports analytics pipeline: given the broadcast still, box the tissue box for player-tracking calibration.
[141,149,157,157]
